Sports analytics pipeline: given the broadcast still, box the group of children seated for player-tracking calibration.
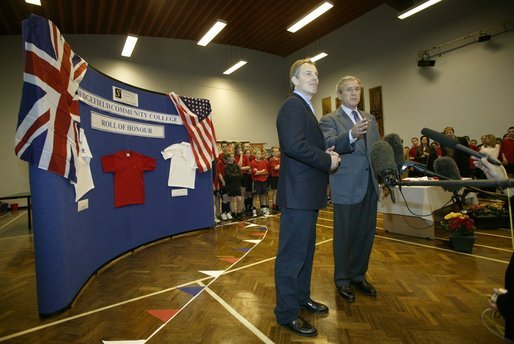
[213,142,280,223]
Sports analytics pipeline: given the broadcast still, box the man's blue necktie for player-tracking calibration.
[352,110,360,123]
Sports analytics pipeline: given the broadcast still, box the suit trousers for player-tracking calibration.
[333,173,377,287]
[274,207,318,324]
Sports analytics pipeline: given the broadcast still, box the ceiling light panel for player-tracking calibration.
[287,1,334,33]
[198,20,227,46]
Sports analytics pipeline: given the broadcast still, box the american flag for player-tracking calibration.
[14,15,88,182]
[169,92,218,173]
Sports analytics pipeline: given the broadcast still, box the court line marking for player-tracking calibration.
[0,234,32,241]
[316,223,511,264]
[145,227,270,342]
[1,220,509,342]
[200,282,274,344]
[0,212,26,232]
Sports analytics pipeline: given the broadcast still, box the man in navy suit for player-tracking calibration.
[319,76,380,304]
[274,59,340,337]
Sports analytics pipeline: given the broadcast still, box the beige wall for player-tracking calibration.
[1,0,513,197]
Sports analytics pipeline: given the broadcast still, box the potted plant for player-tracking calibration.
[441,212,476,253]
[465,202,509,229]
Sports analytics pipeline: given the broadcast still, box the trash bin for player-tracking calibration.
[10,203,19,211]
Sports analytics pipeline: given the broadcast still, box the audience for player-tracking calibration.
[213,126,511,223]
[414,135,438,173]
[500,127,514,177]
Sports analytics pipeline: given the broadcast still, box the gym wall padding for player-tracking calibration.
[30,67,214,316]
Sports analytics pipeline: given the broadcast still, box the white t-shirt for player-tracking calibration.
[72,128,95,201]
[161,142,197,189]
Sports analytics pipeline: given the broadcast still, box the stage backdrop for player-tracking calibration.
[18,15,214,316]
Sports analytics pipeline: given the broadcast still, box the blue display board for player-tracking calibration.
[29,67,214,316]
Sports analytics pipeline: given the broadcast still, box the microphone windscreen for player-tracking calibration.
[434,156,462,192]
[371,140,397,180]
[384,133,404,167]
[421,128,457,149]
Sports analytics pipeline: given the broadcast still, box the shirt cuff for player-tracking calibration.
[349,131,357,144]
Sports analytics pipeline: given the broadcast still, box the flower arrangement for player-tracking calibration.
[441,212,475,236]
[465,203,507,217]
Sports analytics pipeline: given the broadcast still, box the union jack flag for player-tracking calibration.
[15,15,88,182]
[169,92,218,173]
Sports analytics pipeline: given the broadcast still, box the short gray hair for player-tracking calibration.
[335,75,362,94]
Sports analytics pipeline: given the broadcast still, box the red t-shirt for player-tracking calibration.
[409,146,418,160]
[240,154,251,175]
[469,144,480,169]
[216,159,225,188]
[101,151,156,208]
[268,157,280,177]
[251,159,269,182]
[500,139,514,164]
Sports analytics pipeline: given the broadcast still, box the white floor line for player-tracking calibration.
[1,226,272,342]
[473,244,514,252]
[0,211,26,232]
[0,234,32,241]
[374,234,510,264]
[200,282,274,344]
[475,231,513,239]
[0,278,212,342]
[433,235,513,252]
[145,227,270,342]
[2,220,510,342]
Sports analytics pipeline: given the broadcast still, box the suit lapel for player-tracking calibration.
[335,107,353,131]
[293,93,323,136]
[337,108,367,151]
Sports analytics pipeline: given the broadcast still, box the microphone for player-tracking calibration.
[421,127,501,166]
[383,133,404,172]
[433,157,462,192]
[371,140,398,203]
[402,160,428,174]
[434,156,464,209]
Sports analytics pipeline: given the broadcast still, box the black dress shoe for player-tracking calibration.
[337,285,355,303]
[353,280,377,296]
[301,299,329,314]
[281,316,317,337]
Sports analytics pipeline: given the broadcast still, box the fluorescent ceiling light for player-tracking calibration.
[398,0,442,20]
[310,52,327,62]
[287,1,334,33]
[223,60,247,75]
[121,35,138,57]
[198,20,227,46]
[25,0,41,5]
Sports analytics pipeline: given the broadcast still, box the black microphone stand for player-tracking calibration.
[404,161,507,200]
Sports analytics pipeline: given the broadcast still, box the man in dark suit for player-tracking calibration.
[274,59,340,337]
[319,75,380,304]
[441,126,471,178]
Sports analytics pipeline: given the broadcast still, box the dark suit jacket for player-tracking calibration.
[319,107,380,205]
[441,136,471,177]
[276,93,331,210]
[497,199,514,340]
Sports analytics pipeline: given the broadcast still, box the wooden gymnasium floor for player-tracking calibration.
[0,204,512,343]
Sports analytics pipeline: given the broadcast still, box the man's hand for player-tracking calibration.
[472,156,513,196]
[471,156,508,180]
[350,118,369,140]
[326,146,340,171]
[489,288,507,310]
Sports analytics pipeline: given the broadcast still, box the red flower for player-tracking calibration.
[441,213,475,235]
